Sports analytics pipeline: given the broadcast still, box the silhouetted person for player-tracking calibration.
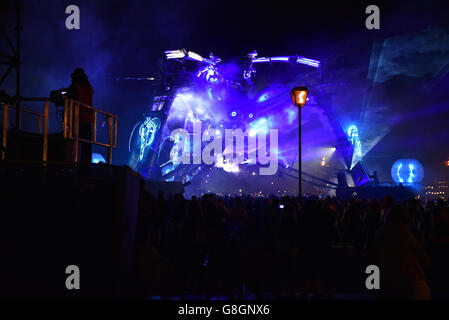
[373,204,431,299]
[67,68,94,164]
[369,170,379,185]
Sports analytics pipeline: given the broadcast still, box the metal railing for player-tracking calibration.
[1,101,48,161]
[65,98,117,164]
[1,98,117,164]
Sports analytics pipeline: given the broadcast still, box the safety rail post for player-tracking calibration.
[107,116,113,164]
[73,102,80,163]
[63,98,68,139]
[2,104,8,160]
[113,116,117,147]
[42,100,49,162]
[68,99,73,139]
[93,110,97,142]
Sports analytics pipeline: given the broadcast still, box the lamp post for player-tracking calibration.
[291,87,308,199]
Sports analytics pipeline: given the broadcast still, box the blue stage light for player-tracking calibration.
[257,93,269,103]
[408,164,415,183]
[249,117,271,137]
[347,125,362,158]
[396,163,404,183]
[231,111,237,117]
[391,159,424,184]
[92,153,106,164]
[296,57,320,68]
[248,113,254,118]
[250,54,320,68]
[165,49,186,59]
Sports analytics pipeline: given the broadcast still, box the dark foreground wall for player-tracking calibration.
[0,163,143,299]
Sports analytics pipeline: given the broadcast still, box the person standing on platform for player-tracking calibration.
[66,68,94,164]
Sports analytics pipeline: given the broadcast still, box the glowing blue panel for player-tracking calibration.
[139,116,161,160]
[257,93,269,103]
[391,159,424,183]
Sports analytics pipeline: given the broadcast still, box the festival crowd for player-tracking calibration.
[134,192,449,300]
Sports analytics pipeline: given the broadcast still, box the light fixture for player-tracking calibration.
[290,87,309,108]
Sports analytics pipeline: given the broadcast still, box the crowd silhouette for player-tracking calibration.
[133,191,449,300]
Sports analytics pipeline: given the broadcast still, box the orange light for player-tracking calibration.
[321,156,326,167]
[445,160,449,167]
[291,86,309,107]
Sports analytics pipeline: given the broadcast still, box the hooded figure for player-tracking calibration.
[67,68,94,163]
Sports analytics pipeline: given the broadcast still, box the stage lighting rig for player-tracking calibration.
[243,51,320,86]
[248,51,320,68]
[165,49,221,66]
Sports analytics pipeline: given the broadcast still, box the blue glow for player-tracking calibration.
[249,117,272,137]
[139,116,161,160]
[285,107,297,125]
[397,163,404,183]
[296,56,320,68]
[169,133,183,166]
[408,164,414,183]
[92,153,106,164]
[248,113,254,118]
[197,65,222,84]
[347,125,362,158]
[231,111,237,117]
[257,93,269,103]
[207,88,213,100]
[187,51,204,62]
[391,159,424,184]
[270,56,290,62]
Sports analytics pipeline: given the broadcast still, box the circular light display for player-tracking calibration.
[391,159,424,183]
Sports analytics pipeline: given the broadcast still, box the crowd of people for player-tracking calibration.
[133,191,449,299]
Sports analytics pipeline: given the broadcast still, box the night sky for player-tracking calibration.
[1,0,448,184]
